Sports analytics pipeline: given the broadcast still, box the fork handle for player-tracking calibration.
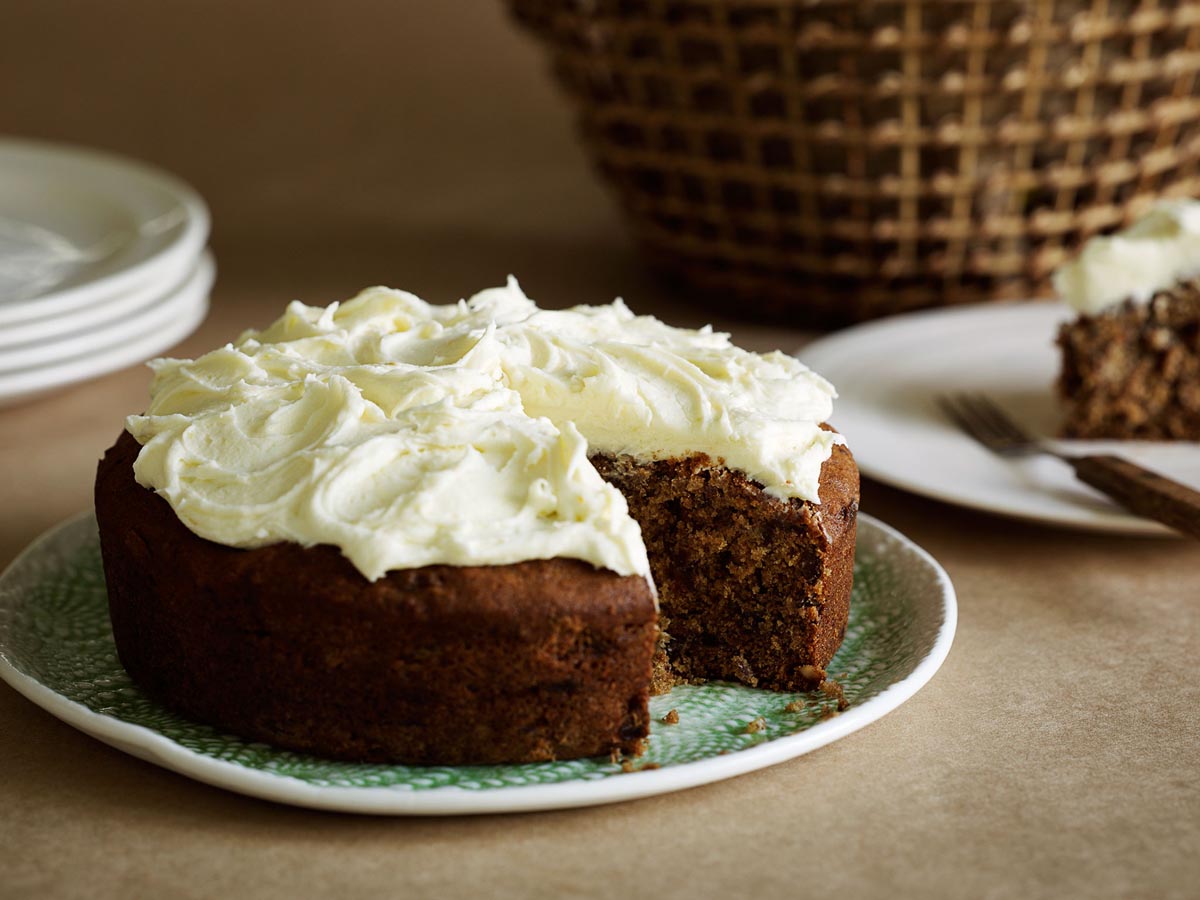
[1068,454,1200,539]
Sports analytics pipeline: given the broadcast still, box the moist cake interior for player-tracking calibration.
[1058,279,1200,440]
[593,440,857,695]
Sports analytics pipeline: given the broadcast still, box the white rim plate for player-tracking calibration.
[0,252,214,406]
[799,301,1200,536]
[0,137,209,325]
[0,512,956,815]
[0,252,206,371]
[0,249,200,350]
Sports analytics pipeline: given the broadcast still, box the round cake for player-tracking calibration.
[95,280,859,765]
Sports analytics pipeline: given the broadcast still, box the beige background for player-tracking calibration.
[1,3,1198,899]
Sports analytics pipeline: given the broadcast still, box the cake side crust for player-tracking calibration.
[96,431,658,766]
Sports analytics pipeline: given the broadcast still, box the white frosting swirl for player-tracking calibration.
[127,279,838,581]
[1053,200,1200,315]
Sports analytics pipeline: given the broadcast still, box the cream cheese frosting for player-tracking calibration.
[127,279,838,581]
[1053,199,1200,315]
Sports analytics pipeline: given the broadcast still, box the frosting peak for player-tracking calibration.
[127,279,838,581]
[1053,199,1200,315]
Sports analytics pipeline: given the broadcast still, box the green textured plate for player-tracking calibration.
[0,511,955,815]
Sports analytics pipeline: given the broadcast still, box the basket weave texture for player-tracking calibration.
[508,0,1200,326]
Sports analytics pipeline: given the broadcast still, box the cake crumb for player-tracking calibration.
[640,762,660,771]
[744,716,767,734]
[621,759,635,773]
[819,707,841,721]
[819,678,850,711]
[661,709,680,725]
[609,748,622,764]
[784,699,806,713]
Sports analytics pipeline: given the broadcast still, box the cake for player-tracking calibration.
[95,280,859,765]
[1055,200,1200,440]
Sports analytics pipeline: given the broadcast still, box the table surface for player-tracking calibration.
[1,3,1197,898]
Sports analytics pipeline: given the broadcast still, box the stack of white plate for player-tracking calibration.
[0,138,213,407]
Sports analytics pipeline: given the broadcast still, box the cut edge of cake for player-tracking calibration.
[1056,277,1200,440]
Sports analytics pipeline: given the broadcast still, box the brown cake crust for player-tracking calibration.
[97,422,858,764]
[592,437,859,693]
[1058,280,1200,440]
[96,431,658,766]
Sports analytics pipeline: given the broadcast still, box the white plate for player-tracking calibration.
[0,254,204,371]
[0,250,198,350]
[0,512,955,816]
[799,302,1200,535]
[0,137,209,325]
[0,252,214,406]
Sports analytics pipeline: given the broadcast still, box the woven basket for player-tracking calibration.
[508,0,1200,326]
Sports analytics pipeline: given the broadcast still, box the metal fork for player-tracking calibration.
[938,393,1200,540]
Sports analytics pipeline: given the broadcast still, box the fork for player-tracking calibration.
[938,393,1200,540]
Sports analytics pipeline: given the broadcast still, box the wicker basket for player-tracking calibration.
[508,0,1200,326]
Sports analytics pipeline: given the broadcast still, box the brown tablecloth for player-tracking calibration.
[1,3,1197,898]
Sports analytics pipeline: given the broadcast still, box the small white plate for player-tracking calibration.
[0,254,204,371]
[0,512,955,816]
[799,302,1200,536]
[0,252,198,350]
[0,252,214,406]
[0,137,209,325]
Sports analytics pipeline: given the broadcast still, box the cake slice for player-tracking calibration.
[1054,201,1200,440]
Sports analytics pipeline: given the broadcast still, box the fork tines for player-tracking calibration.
[938,393,1036,455]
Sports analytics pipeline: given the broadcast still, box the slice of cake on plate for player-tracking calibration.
[95,280,858,765]
[1054,200,1200,440]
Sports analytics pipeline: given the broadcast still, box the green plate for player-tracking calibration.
[0,512,955,815]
